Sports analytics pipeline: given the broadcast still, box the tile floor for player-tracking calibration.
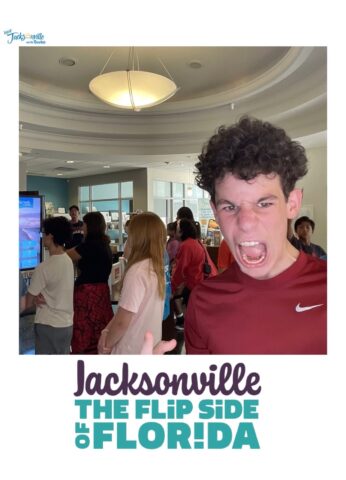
[19,309,185,355]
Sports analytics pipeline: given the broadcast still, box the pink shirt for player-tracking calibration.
[112,259,164,354]
[166,238,180,262]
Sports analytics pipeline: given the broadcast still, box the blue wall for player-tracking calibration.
[27,176,69,211]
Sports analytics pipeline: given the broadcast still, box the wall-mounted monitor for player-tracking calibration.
[19,193,44,270]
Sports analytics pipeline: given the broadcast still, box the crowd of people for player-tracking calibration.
[21,116,327,355]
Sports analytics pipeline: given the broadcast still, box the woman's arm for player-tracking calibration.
[98,307,135,353]
[25,292,46,310]
[25,292,36,310]
[66,247,81,263]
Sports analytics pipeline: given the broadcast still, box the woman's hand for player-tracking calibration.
[140,331,177,355]
[97,329,112,354]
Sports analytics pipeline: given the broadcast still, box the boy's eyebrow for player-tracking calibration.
[215,194,279,207]
[256,195,278,202]
[215,199,235,207]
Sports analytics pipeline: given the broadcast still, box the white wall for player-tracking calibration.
[147,167,191,212]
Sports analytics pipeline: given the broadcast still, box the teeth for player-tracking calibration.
[241,254,265,265]
[239,241,259,247]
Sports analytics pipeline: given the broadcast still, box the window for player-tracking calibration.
[92,183,118,199]
[153,181,171,197]
[153,180,208,224]
[172,182,184,198]
[78,182,133,248]
[154,198,171,225]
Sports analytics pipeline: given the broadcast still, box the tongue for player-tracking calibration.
[239,243,266,262]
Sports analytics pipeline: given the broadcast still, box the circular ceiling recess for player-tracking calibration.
[189,60,202,69]
[58,57,76,67]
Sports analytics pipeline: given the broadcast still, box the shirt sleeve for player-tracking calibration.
[119,264,146,313]
[28,263,46,296]
[171,243,191,292]
[185,288,210,354]
[75,241,87,257]
[315,244,327,258]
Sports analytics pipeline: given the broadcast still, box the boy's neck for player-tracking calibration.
[48,244,65,256]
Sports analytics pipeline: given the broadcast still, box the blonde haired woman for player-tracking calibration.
[98,212,167,354]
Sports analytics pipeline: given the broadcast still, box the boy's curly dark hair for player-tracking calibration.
[195,116,308,202]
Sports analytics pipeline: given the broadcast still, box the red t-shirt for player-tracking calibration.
[217,239,235,270]
[185,251,326,354]
[171,238,218,292]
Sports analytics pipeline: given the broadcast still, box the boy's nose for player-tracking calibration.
[236,204,258,231]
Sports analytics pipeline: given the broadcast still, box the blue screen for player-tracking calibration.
[19,196,42,270]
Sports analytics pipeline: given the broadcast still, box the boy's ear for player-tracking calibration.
[287,188,303,219]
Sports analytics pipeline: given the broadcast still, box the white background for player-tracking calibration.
[1,2,345,479]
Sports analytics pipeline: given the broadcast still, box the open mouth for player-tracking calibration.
[238,241,267,267]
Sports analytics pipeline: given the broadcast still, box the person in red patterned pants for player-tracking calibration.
[67,212,113,354]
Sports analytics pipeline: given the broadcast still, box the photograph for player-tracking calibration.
[19,46,327,355]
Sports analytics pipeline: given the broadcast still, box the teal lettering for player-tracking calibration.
[117,423,137,448]
[176,400,193,418]
[93,400,113,418]
[243,400,259,419]
[223,400,242,419]
[198,399,214,419]
[93,422,113,448]
[75,399,92,418]
[135,399,150,419]
[208,423,232,448]
[167,423,191,449]
[139,422,164,449]
[149,400,166,419]
[233,422,260,449]
[199,399,252,419]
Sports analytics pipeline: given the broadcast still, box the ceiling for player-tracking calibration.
[19,46,327,178]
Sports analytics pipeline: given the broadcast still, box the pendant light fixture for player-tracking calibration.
[89,47,179,112]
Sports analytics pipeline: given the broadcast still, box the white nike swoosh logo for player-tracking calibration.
[295,303,324,313]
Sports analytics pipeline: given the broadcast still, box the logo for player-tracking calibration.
[295,303,324,313]
[3,29,46,45]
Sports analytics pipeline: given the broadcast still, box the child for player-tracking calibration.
[98,212,167,354]
[26,217,74,354]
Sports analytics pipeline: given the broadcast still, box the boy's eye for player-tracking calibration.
[258,202,273,208]
[223,204,237,212]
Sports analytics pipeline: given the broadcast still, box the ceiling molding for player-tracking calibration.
[19,46,327,177]
[20,47,312,115]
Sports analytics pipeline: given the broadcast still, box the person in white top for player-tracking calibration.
[98,212,167,354]
[26,216,74,354]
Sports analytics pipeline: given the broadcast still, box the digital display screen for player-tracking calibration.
[19,196,42,270]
